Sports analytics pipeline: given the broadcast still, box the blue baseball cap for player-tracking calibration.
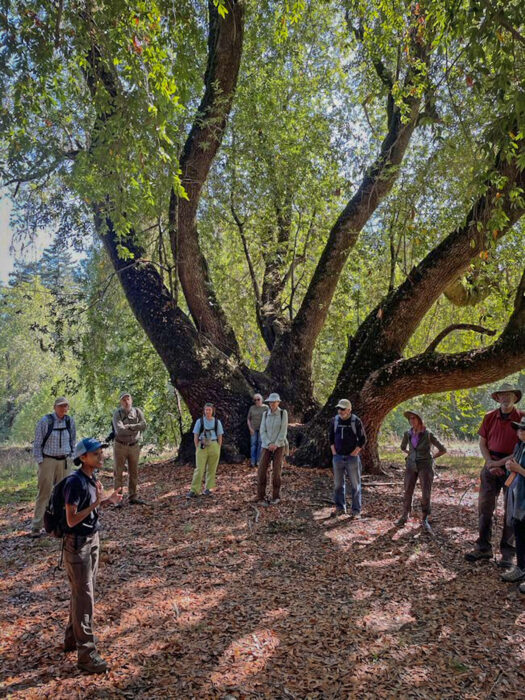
[73,437,108,466]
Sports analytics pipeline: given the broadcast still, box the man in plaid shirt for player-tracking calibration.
[30,397,76,538]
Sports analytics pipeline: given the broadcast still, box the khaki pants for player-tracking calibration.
[257,447,284,501]
[64,532,99,663]
[113,442,141,498]
[32,456,72,531]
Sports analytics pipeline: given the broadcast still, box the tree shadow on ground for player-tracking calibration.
[1,461,523,699]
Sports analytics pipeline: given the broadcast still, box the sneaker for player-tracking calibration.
[500,566,525,582]
[495,558,514,570]
[113,502,123,509]
[464,549,492,562]
[255,499,268,506]
[30,529,42,539]
[129,497,147,505]
[351,512,362,520]
[186,491,198,500]
[330,508,346,518]
[78,652,108,674]
[269,498,281,505]
[203,489,214,497]
[396,515,408,527]
[421,517,433,534]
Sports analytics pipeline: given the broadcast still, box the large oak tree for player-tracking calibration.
[1,0,524,468]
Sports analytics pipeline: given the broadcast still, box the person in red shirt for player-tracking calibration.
[465,384,524,567]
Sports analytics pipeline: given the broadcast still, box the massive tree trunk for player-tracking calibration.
[99,213,255,461]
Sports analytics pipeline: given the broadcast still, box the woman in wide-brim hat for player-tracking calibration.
[397,409,447,531]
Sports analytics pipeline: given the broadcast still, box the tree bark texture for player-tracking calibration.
[173,0,244,359]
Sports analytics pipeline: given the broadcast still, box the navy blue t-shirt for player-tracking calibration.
[63,468,100,535]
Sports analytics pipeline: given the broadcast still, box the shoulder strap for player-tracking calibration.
[41,414,55,449]
[334,415,340,429]
[65,415,73,451]
[214,417,218,433]
[350,414,357,436]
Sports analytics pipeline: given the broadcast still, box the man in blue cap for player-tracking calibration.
[62,438,122,674]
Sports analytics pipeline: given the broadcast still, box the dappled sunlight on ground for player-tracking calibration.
[1,459,524,697]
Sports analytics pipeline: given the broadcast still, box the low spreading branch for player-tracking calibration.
[424,323,496,354]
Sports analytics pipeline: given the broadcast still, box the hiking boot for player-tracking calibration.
[269,498,281,505]
[203,489,213,497]
[64,639,76,653]
[500,566,525,582]
[78,652,108,674]
[351,512,362,520]
[396,515,408,527]
[330,508,346,518]
[186,491,198,500]
[129,497,147,505]
[464,549,492,562]
[519,581,525,594]
[113,502,123,509]
[30,529,42,539]
[255,499,268,507]
[495,558,514,570]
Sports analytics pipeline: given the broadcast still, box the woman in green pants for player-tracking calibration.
[187,403,224,498]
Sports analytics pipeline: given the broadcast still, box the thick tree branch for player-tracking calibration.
[423,323,496,354]
[174,0,244,358]
[366,266,525,405]
[268,33,426,379]
[372,153,525,356]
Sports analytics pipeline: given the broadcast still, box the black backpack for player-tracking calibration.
[41,413,73,453]
[43,478,69,538]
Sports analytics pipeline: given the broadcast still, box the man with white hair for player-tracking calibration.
[31,397,76,537]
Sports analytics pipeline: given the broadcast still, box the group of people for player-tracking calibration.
[27,383,525,674]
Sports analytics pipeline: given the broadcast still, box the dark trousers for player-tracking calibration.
[402,465,433,517]
[475,467,515,559]
[515,519,525,570]
[257,447,284,500]
[64,532,100,663]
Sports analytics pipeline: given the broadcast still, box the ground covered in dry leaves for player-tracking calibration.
[1,458,525,699]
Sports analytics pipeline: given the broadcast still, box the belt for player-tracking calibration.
[115,439,138,447]
[43,453,67,460]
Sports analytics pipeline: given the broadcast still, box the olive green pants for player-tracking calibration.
[190,441,220,494]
